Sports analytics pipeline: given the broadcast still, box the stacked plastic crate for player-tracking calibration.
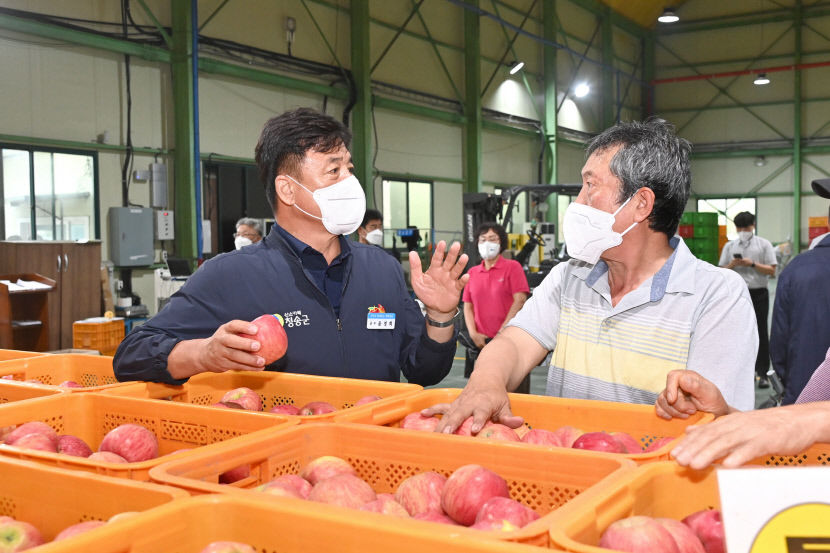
[809,215,829,242]
[678,212,719,265]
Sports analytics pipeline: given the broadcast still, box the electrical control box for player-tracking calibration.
[156,210,174,240]
[108,207,154,267]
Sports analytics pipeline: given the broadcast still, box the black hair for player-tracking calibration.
[733,211,755,228]
[476,222,508,253]
[361,208,383,228]
[255,107,352,210]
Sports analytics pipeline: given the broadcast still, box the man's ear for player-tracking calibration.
[274,175,295,207]
[633,187,655,223]
[357,226,367,239]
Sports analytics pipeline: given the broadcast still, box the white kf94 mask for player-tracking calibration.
[563,195,637,265]
[288,174,366,236]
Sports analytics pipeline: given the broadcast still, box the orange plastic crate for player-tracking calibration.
[72,319,125,356]
[0,456,186,548]
[749,442,830,466]
[149,422,634,547]
[34,495,546,553]
[809,216,829,227]
[0,393,296,481]
[0,379,63,403]
[102,370,422,422]
[0,348,46,362]
[547,462,719,553]
[334,388,714,463]
[0,353,133,392]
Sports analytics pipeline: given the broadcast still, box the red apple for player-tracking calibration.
[88,451,128,463]
[394,471,447,517]
[655,518,706,553]
[413,511,459,525]
[471,497,540,531]
[308,473,377,509]
[0,517,43,551]
[551,425,583,448]
[682,509,725,553]
[612,432,643,453]
[219,464,250,484]
[300,455,356,485]
[199,542,257,553]
[514,424,530,439]
[57,435,93,458]
[599,516,680,553]
[572,431,626,453]
[23,379,42,385]
[99,423,159,462]
[255,481,304,499]
[210,401,244,410]
[4,421,58,447]
[645,436,676,453]
[475,424,520,442]
[399,413,440,432]
[441,464,510,526]
[10,433,57,453]
[298,401,337,416]
[354,395,382,406]
[522,428,563,447]
[453,417,494,437]
[54,520,106,541]
[239,314,287,364]
[260,474,312,498]
[220,388,262,412]
[58,380,83,389]
[268,404,300,415]
[359,494,410,517]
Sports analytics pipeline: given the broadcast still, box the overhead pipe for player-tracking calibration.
[651,60,830,85]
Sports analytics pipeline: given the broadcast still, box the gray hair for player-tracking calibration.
[586,118,691,239]
[235,217,263,237]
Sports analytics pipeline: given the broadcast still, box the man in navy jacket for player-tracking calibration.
[114,108,469,386]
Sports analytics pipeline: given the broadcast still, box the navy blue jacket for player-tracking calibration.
[113,228,456,386]
[770,235,830,404]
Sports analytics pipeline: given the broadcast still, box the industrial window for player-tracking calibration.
[381,178,432,251]
[0,145,99,241]
[696,198,757,239]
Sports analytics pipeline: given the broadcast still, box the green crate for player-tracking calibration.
[693,224,717,238]
[693,212,718,227]
[680,212,695,225]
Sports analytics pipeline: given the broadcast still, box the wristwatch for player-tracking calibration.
[751,261,756,268]
[425,308,460,328]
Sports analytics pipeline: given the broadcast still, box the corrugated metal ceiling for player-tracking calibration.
[601,0,688,29]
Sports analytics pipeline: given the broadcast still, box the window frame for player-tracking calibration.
[380,176,434,248]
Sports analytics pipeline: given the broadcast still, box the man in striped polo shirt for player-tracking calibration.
[428,119,757,435]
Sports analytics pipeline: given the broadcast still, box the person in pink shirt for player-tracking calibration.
[462,222,530,390]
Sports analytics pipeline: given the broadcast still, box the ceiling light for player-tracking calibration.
[754,155,767,167]
[658,8,679,24]
[753,72,770,85]
[508,60,525,75]
[574,83,590,98]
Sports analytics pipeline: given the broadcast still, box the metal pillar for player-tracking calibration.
[171,0,198,259]
[642,33,654,117]
[543,0,559,221]
[794,1,803,250]
[350,0,374,205]
[601,6,615,127]
[464,1,482,194]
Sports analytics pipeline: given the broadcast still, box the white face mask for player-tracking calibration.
[478,241,500,261]
[234,236,253,250]
[563,196,637,265]
[365,228,383,246]
[738,231,753,243]
[287,174,366,236]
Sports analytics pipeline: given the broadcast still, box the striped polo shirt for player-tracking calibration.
[508,237,757,409]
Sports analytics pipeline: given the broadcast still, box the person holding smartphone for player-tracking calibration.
[719,212,777,388]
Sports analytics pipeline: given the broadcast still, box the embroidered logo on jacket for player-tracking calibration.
[367,304,386,313]
[282,310,310,328]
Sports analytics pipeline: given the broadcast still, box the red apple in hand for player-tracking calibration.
[199,542,257,553]
[54,521,106,541]
[298,401,336,416]
[4,422,58,447]
[269,404,300,415]
[240,314,287,364]
[394,471,446,516]
[300,455,356,485]
[0,517,43,551]
[221,388,262,412]
[57,435,93,457]
[682,509,725,553]
[99,423,159,462]
[655,518,706,553]
[522,428,563,447]
[475,424,520,442]
[572,431,626,453]
[399,413,440,432]
[308,474,377,508]
[441,464,510,526]
[471,497,540,531]
[600,516,680,553]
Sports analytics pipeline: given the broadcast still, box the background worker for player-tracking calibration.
[234,217,263,249]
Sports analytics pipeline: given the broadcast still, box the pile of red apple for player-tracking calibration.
[0,510,140,551]
[1,420,160,463]
[599,509,724,553]
[244,455,540,532]
[399,412,675,454]
[212,386,381,415]
[0,374,82,388]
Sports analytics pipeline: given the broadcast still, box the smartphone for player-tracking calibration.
[733,253,743,259]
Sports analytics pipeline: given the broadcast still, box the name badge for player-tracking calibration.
[367,312,396,330]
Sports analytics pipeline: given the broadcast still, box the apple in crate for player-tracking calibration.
[441,464,510,526]
[471,497,540,532]
[88,451,127,463]
[256,481,304,499]
[413,511,459,525]
[239,314,287,364]
[298,401,337,416]
[599,516,680,553]
[268,404,300,415]
[572,431,626,453]
[99,423,159,462]
[682,509,725,553]
[354,395,382,406]
[399,412,440,432]
[199,542,257,553]
[58,380,83,389]
[4,422,58,447]
[646,436,676,453]
[54,520,106,541]
[551,425,583,448]
[611,432,643,453]
[0,516,44,551]
[655,518,706,553]
[260,474,312,499]
[300,455,356,485]
[359,494,410,517]
[394,471,446,516]
[475,423,520,442]
[522,428,562,447]
[309,473,377,509]
[219,464,250,484]
[10,433,58,453]
[57,435,93,458]
[221,388,262,412]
